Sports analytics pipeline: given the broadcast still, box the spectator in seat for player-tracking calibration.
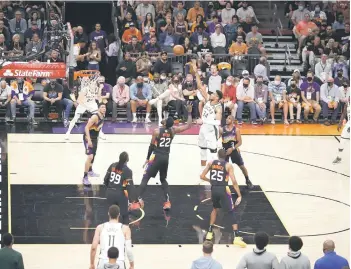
[42,80,63,121]
[173,1,187,21]
[112,76,131,122]
[221,2,236,26]
[268,75,289,125]
[207,64,222,94]
[0,80,12,122]
[335,21,349,49]
[159,26,177,52]
[338,82,349,113]
[89,23,108,52]
[136,52,152,77]
[324,38,341,60]
[159,12,173,33]
[125,36,143,56]
[210,24,226,52]
[236,231,279,269]
[61,82,78,127]
[302,36,324,71]
[130,76,152,123]
[187,1,205,27]
[116,52,136,85]
[0,233,24,269]
[224,15,240,48]
[286,80,302,123]
[332,14,345,31]
[239,70,255,87]
[200,53,213,76]
[315,54,332,84]
[236,1,256,33]
[142,13,155,35]
[121,11,138,34]
[191,14,208,33]
[221,76,238,119]
[135,1,155,23]
[143,27,156,46]
[320,77,339,125]
[320,25,337,47]
[314,240,349,269]
[0,11,9,28]
[254,76,268,122]
[182,74,199,118]
[122,22,142,45]
[24,20,40,44]
[145,36,161,61]
[149,73,170,125]
[28,11,41,29]
[0,20,10,45]
[74,26,88,44]
[300,71,321,123]
[97,76,112,113]
[236,77,257,125]
[0,34,7,51]
[153,51,172,77]
[310,3,327,24]
[25,33,42,56]
[46,49,64,63]
[182,36,194,54]
[174,13,188,38]
[253,57,269,82]
[195,35,212,56]
[291,1,310,28]
[294,13,318,55]
[9,34,24,55]
[105,34,119,84]
[235,25,247,42]
[168,75,187,121]
[10,78,37,125]
[87,41,101,71]
[334,68,349,86]
[191,241,222,269]
[9,10,27,36]
[326,3,342,26]
[280,236,310,269]
[229,35,248,58]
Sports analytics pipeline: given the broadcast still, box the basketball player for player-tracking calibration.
[200,149,246,247]
[333,99,350,164]
[83,103,106,186]
[220,115,253,189]
[90,205,134,269]
[192,63,223,172]
[65,75,105,140]
[104,151,142,225]
[138,104,193,210]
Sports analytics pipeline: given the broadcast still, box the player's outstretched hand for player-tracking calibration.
[235,196,242,206]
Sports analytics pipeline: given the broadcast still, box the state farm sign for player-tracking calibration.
[0,62,66,78]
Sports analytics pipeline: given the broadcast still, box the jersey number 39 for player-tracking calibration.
[110,172,121,184]
[210,170,224,181]
[159,137,171,147]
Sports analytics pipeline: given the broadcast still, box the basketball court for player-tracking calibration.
[2,123,349,268]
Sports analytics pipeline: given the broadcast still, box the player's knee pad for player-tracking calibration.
[200,148,207,160]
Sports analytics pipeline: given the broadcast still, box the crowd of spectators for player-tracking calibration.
[0,0,349,127]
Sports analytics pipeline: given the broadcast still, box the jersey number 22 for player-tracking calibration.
[159,137,171,147]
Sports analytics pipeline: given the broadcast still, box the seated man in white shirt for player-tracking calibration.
[0,80,12,122]
[338,82,349,114]
[315,54,332,84]
[253,57,269,82]
[210,24,226,53]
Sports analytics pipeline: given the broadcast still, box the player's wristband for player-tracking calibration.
[146,144,156,160]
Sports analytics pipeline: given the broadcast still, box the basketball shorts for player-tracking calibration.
[341,121,350,139]
[198,124,219,150]
[97,259,125,269]
[106,188,129,225]
[211,186,234,212]
[144,153,169,179]
[225,148,244,166]
[76,101,98,114]
[83,137,98,155]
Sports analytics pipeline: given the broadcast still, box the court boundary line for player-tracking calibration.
[8,140,349,178]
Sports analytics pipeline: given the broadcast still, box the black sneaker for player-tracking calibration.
[333,157,342,164]
[324,119,330,126]
[246,180,254,189]
[30,118,38,125]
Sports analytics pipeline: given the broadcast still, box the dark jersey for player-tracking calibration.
[104,162,133,190]
[210,160,229,186]
[154,127,175,155]
[84,113,104,140]
[222,126,237,150]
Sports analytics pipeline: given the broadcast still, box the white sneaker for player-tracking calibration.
[64,132,70,140]
[99,132,106,140]
[132,117,137,123]
[158,121,163,127]
[145,117,151,123]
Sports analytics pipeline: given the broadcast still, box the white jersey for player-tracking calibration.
[99,222,125,261]
[202,101,221,123]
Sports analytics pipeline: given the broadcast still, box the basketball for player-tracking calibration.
[173,45,184,56]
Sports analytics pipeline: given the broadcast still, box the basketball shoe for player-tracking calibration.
[234,237,247,247]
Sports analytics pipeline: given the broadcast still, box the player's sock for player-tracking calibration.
[133,113,136,119]
[88,166,92,172]
[84,172,88,178]
[66,114,80,134]
[146,112,150,119]
[161,179,170,201]
[233,230,239,238]
[245,175,250,181]
[208,225,214,232]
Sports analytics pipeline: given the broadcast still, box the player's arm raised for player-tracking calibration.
[200,162,212,182]
[123,225,135,269]
[85,115,98,147]
[227,163,242,206]
[192,63,209,101]
[90,224,102,269]
[173,104,193,133]
[143,128,159,167]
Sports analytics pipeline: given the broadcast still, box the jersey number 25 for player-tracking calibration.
[110,172,121,184]
[210,170,224,181]
[159,137,171,147]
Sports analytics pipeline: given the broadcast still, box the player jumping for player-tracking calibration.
[200,149,246,247]
[192,63,223,173]
[138,104,193,210]
[65,76,105,140]
[220,115,253,189]
[83,103,105,186]
[333,99,350,164]
[103,151,142,225]
[90,205,134,269]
